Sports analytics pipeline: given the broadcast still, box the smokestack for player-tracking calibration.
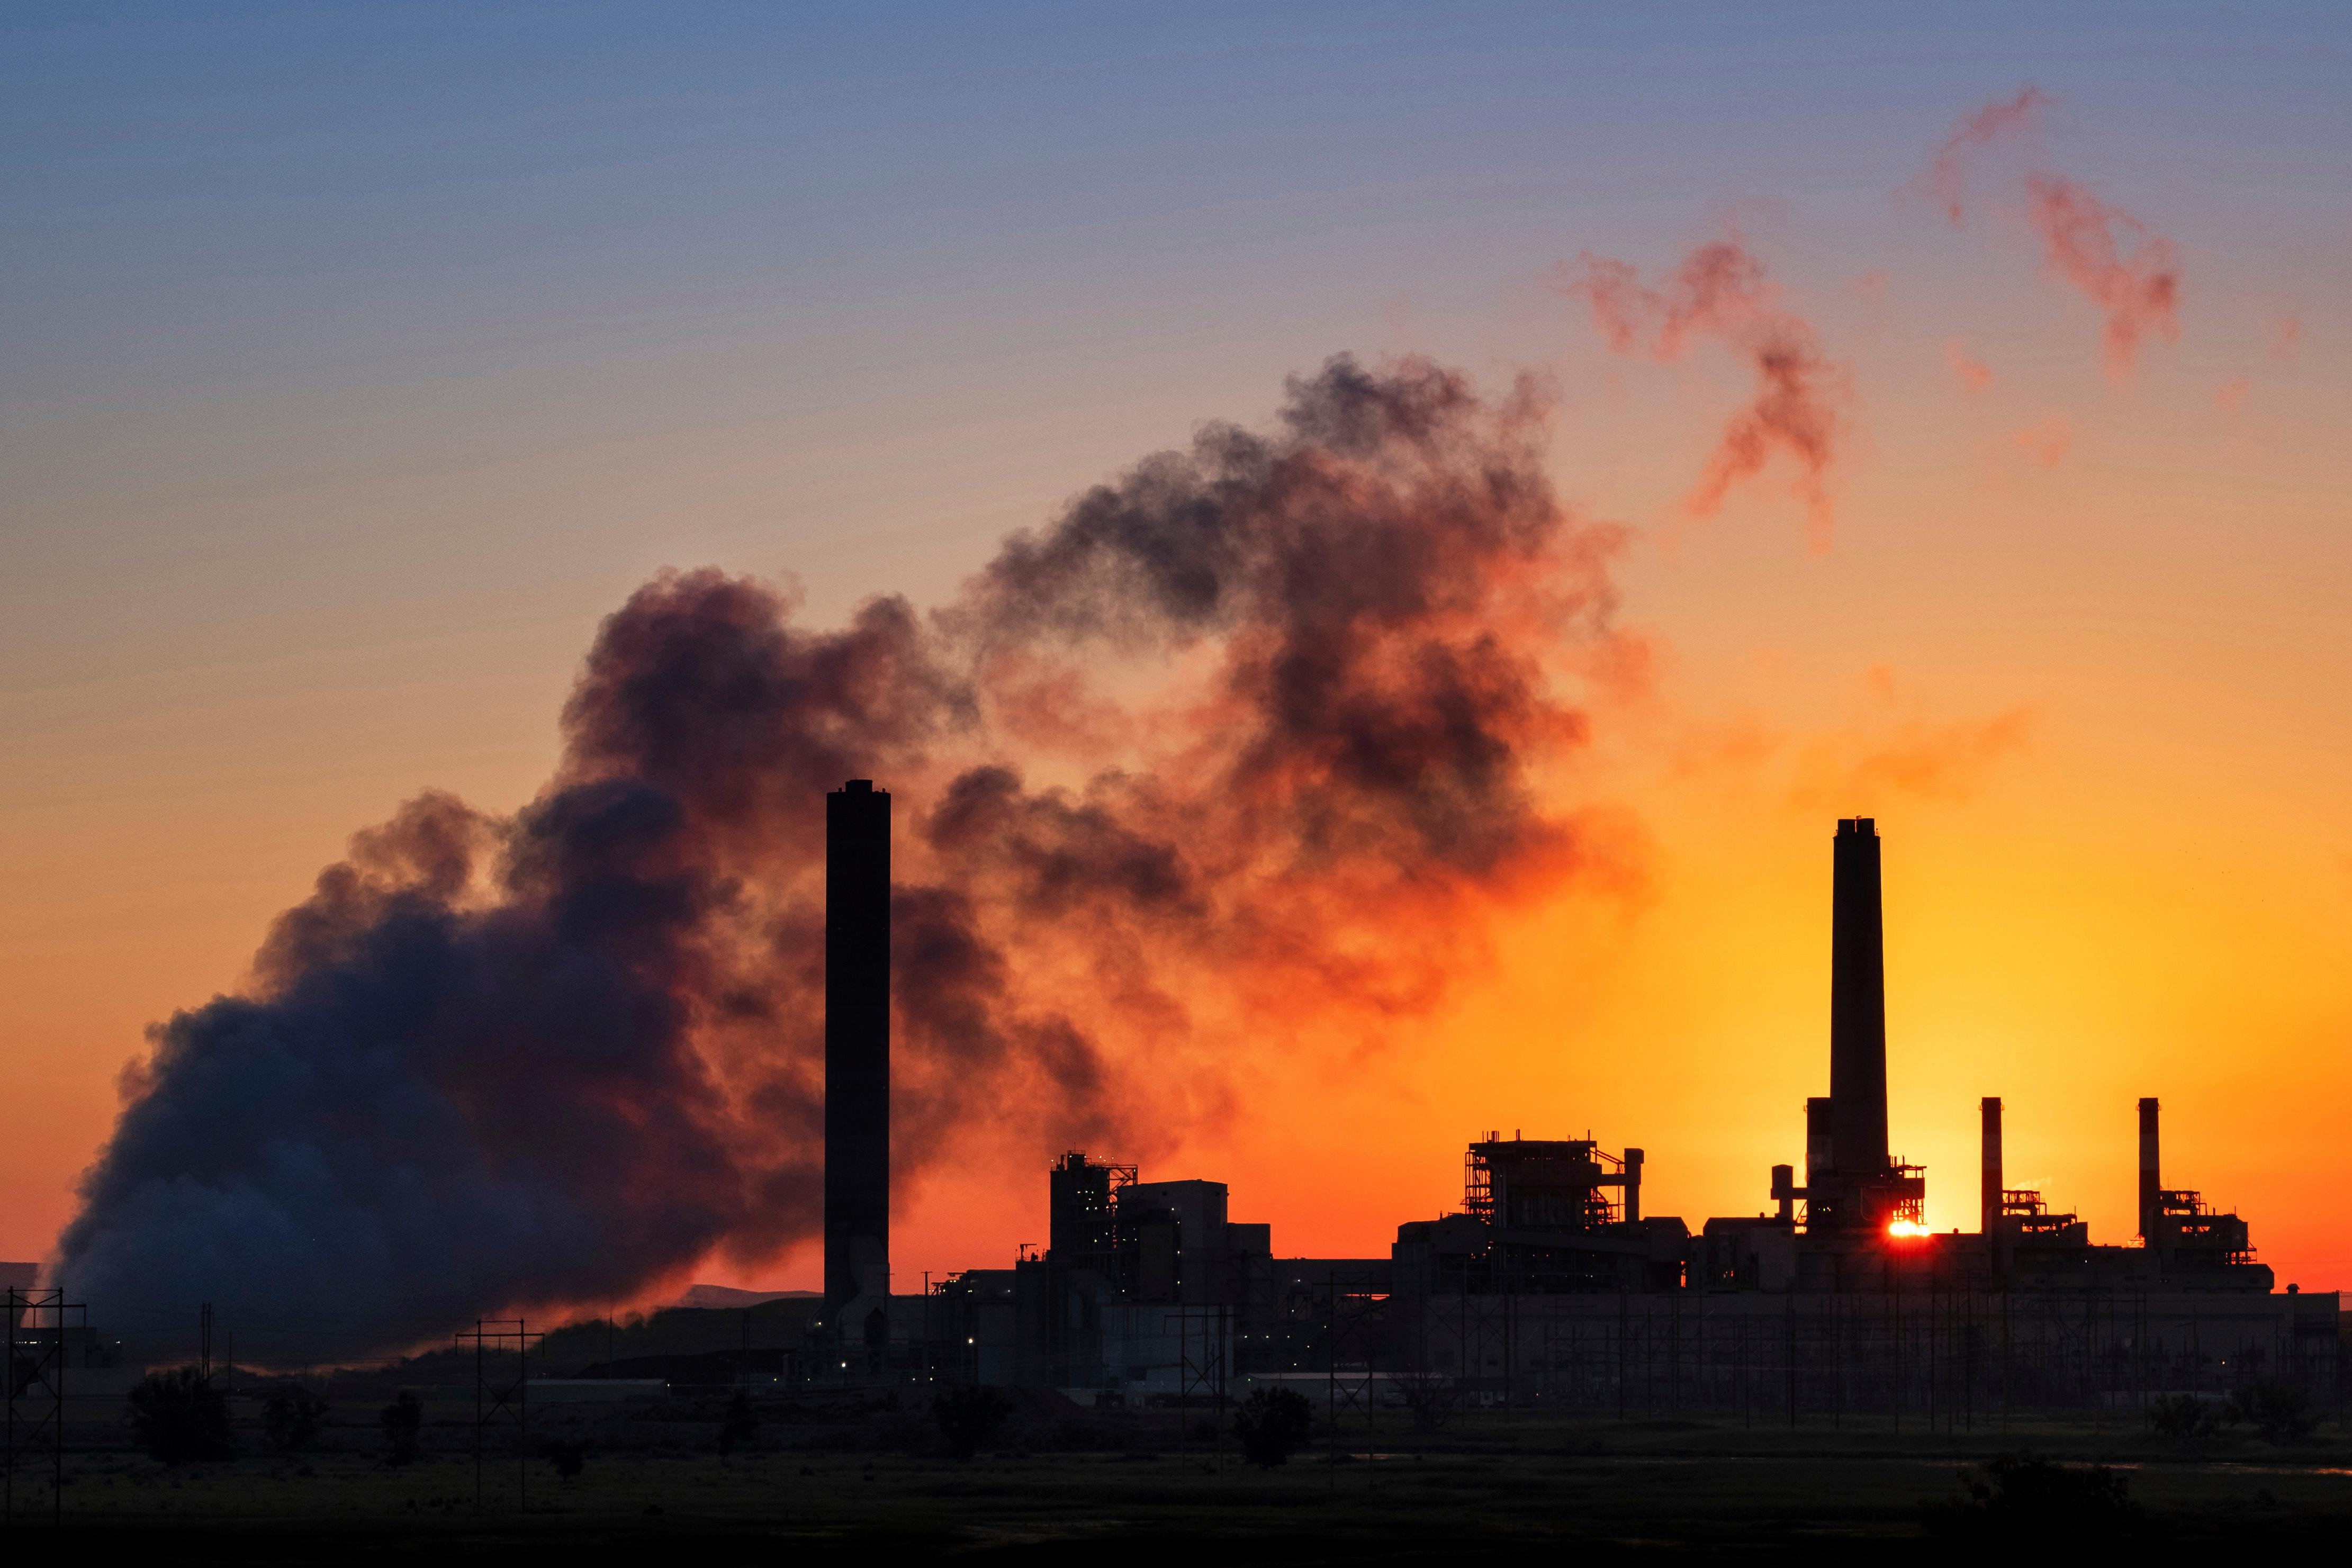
[1804,1097,1833,1186]
[825,780,891,1313]
[1623,1148,1644,1225]
[1980,1096,2003,1235]
[1830,818,1889,1176]
[2138,1096,2159,1243]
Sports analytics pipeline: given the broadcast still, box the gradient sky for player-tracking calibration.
[7,3,2351,1312]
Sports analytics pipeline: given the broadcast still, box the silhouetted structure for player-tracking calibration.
[1793,820,1925,1234]
[1980,1096,2003,1236]
[803,811,2333,1418]
[824,780,891,1331]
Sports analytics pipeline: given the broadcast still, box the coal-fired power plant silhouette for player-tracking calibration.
[824,780,892,1339]
[816,809,2335,1405]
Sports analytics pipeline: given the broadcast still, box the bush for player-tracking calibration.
[1232,1387,1314,1468]
[1393,1371,1458,1436]
[932,1384,1012,1461]
[380,1390,423,1466]
[1922,1453,2142,1542]
[261,1386,330,1454]
[540,1438,587,1479]
[128,1368,234,1464]
[2228,1381,2317,1445]
[717,1389,761,1456]
[2147,1393,2224,1445]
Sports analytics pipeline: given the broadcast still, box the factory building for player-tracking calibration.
[816,789,2340,1409]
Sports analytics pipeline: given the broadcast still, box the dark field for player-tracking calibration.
[14,1400,2352,1563]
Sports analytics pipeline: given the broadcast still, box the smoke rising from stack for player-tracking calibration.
[55,356,1630,1359]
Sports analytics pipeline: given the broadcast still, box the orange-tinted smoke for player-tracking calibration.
[1920,86,2053,227]
[1558,239,1845,550]
[53,355,1637,1358]
[1945,338,1993,393]
[2023,174,2181,378]
[1920,88,2182,380]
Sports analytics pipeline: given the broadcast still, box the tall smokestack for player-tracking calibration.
[1830,818,1889,1177]
[2138,1096,2160,1243]
[825,780,891,1314]
[1980,1096,2003,1234]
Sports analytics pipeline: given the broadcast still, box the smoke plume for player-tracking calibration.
[56,357,1628,1359]
[1920,89,2182,378]
[1944,338,1993,394]
[1556,238,1846,550]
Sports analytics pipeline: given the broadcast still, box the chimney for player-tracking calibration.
[1830,819,1890,1177]
[1980,1096,2003,1235]
[1622,1148,1644,1225]
[825,780,891,1313]
[1804,1096,1834,1187]
[2138,1097,2160,1243]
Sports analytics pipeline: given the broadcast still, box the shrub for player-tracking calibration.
[1393,1371,1458,1436]
[540,1438,587,1479]
[261,1387,330,1454]
[717,1389,761,1456]
[1922,1452,2142,1542]
[2228,1381,2317,1445]
[932,1384,1012,1461]
[1232,1387,1314,1468]
[128,1368,235,1464]
[380,1390,423,1466]
[2147,1393,2223,1445]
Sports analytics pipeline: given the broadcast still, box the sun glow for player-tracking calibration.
[1886,1220,1931,1238]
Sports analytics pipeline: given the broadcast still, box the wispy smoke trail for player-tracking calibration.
[56,357,1629,1359]
[1920,88,2182,379]
[1919,86,2053,227]
[1944,338,1993,394]
[1556,238,1846,549]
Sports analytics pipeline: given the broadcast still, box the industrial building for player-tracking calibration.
[816,791,2340,1416]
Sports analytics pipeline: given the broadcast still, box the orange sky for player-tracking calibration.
[6,11,2350,1317]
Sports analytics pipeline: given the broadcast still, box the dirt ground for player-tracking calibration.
[12,1408,2352,1562]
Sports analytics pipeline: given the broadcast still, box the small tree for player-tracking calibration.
[262,1387,330,1454]
[380,1390,423,1466]
[2228,1381,2317,1445]
[1393,1370,1458,1436]
[540,1438,587,1479]
[717,1389,761,1456]
[1232,1387,1314,1468]
[128,1367,235,1463]
[932,1384,1012,1461]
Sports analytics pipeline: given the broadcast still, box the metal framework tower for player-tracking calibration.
[4,1287,78,1530]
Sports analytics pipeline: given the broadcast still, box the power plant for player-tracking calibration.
[815,794,2340,1413]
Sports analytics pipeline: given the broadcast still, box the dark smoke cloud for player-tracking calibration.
[57,356,1627,1360]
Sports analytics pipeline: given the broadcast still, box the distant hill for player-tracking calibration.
[673,1284,818,1310]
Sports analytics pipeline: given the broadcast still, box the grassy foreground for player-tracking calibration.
[14,1410,2352,1562]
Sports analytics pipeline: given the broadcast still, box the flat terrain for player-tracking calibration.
[14,1411,2352,1561]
